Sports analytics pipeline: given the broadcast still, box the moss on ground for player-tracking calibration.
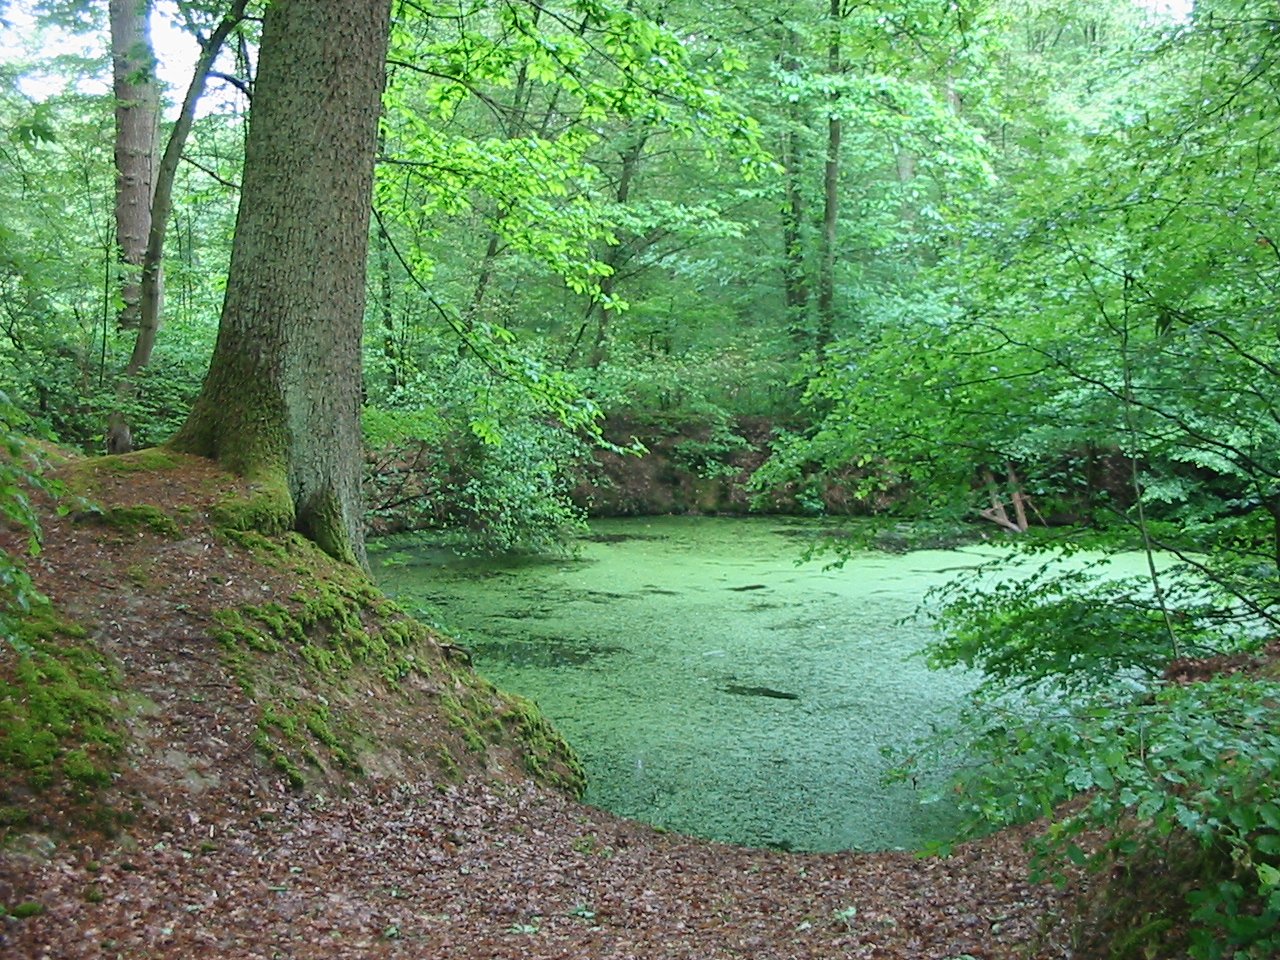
[0,607,122,806]
[58,450,194,537]
[499,694,587,794]
[75,447,180,477]
[211,608,285,654]
[90,505,182,538]
[439,691,492,753]
[61,448,181,501]
[435,678,584,796]
[5,453,582,835]
[5,901,45,919]
[209,473,294,536]
[210,532,582,796]
[433,744,463,782]
[215,536,418,683]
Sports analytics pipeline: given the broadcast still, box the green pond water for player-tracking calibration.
[371,517,1155,852]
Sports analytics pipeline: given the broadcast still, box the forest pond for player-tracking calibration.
[371,518,1143,852]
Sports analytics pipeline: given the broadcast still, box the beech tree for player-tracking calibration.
[125,1,251,387]
[105,0,159,454]
[107,0,249,455]
[171,0,392,566]
[108,0,159,340]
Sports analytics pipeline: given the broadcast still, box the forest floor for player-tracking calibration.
[0,452,1084,960]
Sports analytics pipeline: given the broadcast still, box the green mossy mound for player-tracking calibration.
[207,472,294,536]
[82,504,182,538]
[211,531,585,797]
[0,451,583,844]
[0,608,123,831]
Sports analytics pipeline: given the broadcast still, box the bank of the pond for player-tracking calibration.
[373,517,1003,851]
[0,464,1079,960]
[574,416,896,517]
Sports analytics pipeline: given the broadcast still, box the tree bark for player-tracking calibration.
[462,11,580,349]
[132,0,250,378]
[588,130,648,367]
[109,0,159,335]
[781,129,809,336]
[815,0,842,355]
[110,1,249,454]
[564,127,649,367]
[106,0,159,454]
[1264,493,1280,571]
[374,216,404,391]
[778,32,810,344]
[171,0,392,567]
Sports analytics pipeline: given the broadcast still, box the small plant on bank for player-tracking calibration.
[671,422,752,480]
[566,903,597,923]
[832,905,858,931]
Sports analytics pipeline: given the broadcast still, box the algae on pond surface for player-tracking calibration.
[373,517,1135,851]
[374,517,986,851]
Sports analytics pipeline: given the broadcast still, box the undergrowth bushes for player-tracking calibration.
[364,349,593,554]
[1,390,58,645]
[894,549,1280,959]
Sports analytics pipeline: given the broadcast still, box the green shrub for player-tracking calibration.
[922,556,1240,696]
[364,349,593,554]
[897,546,1280,958]
[1,391,59,649]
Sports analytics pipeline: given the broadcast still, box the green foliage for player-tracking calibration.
[7,901,45,920]
[671,424,752,481]
[0,61,235,454]
[921,554,1249,696]
[452,420,591,554]
[0,391,61,648]
[906,677,1280,958]
[7,0,1280,951]
[900,513,1280,951]
[365,339,593,553]
[895,7,1280,911]
[103,353,208,449]
[376,0,769,355]
[581,339,799,422]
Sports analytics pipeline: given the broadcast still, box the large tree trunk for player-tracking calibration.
[171,0,392,567]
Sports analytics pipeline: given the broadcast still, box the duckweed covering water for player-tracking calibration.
[372,518,1157,852]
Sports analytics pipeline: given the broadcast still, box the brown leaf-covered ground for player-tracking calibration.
[5,779,1075,959]
[0,453,1077,959]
